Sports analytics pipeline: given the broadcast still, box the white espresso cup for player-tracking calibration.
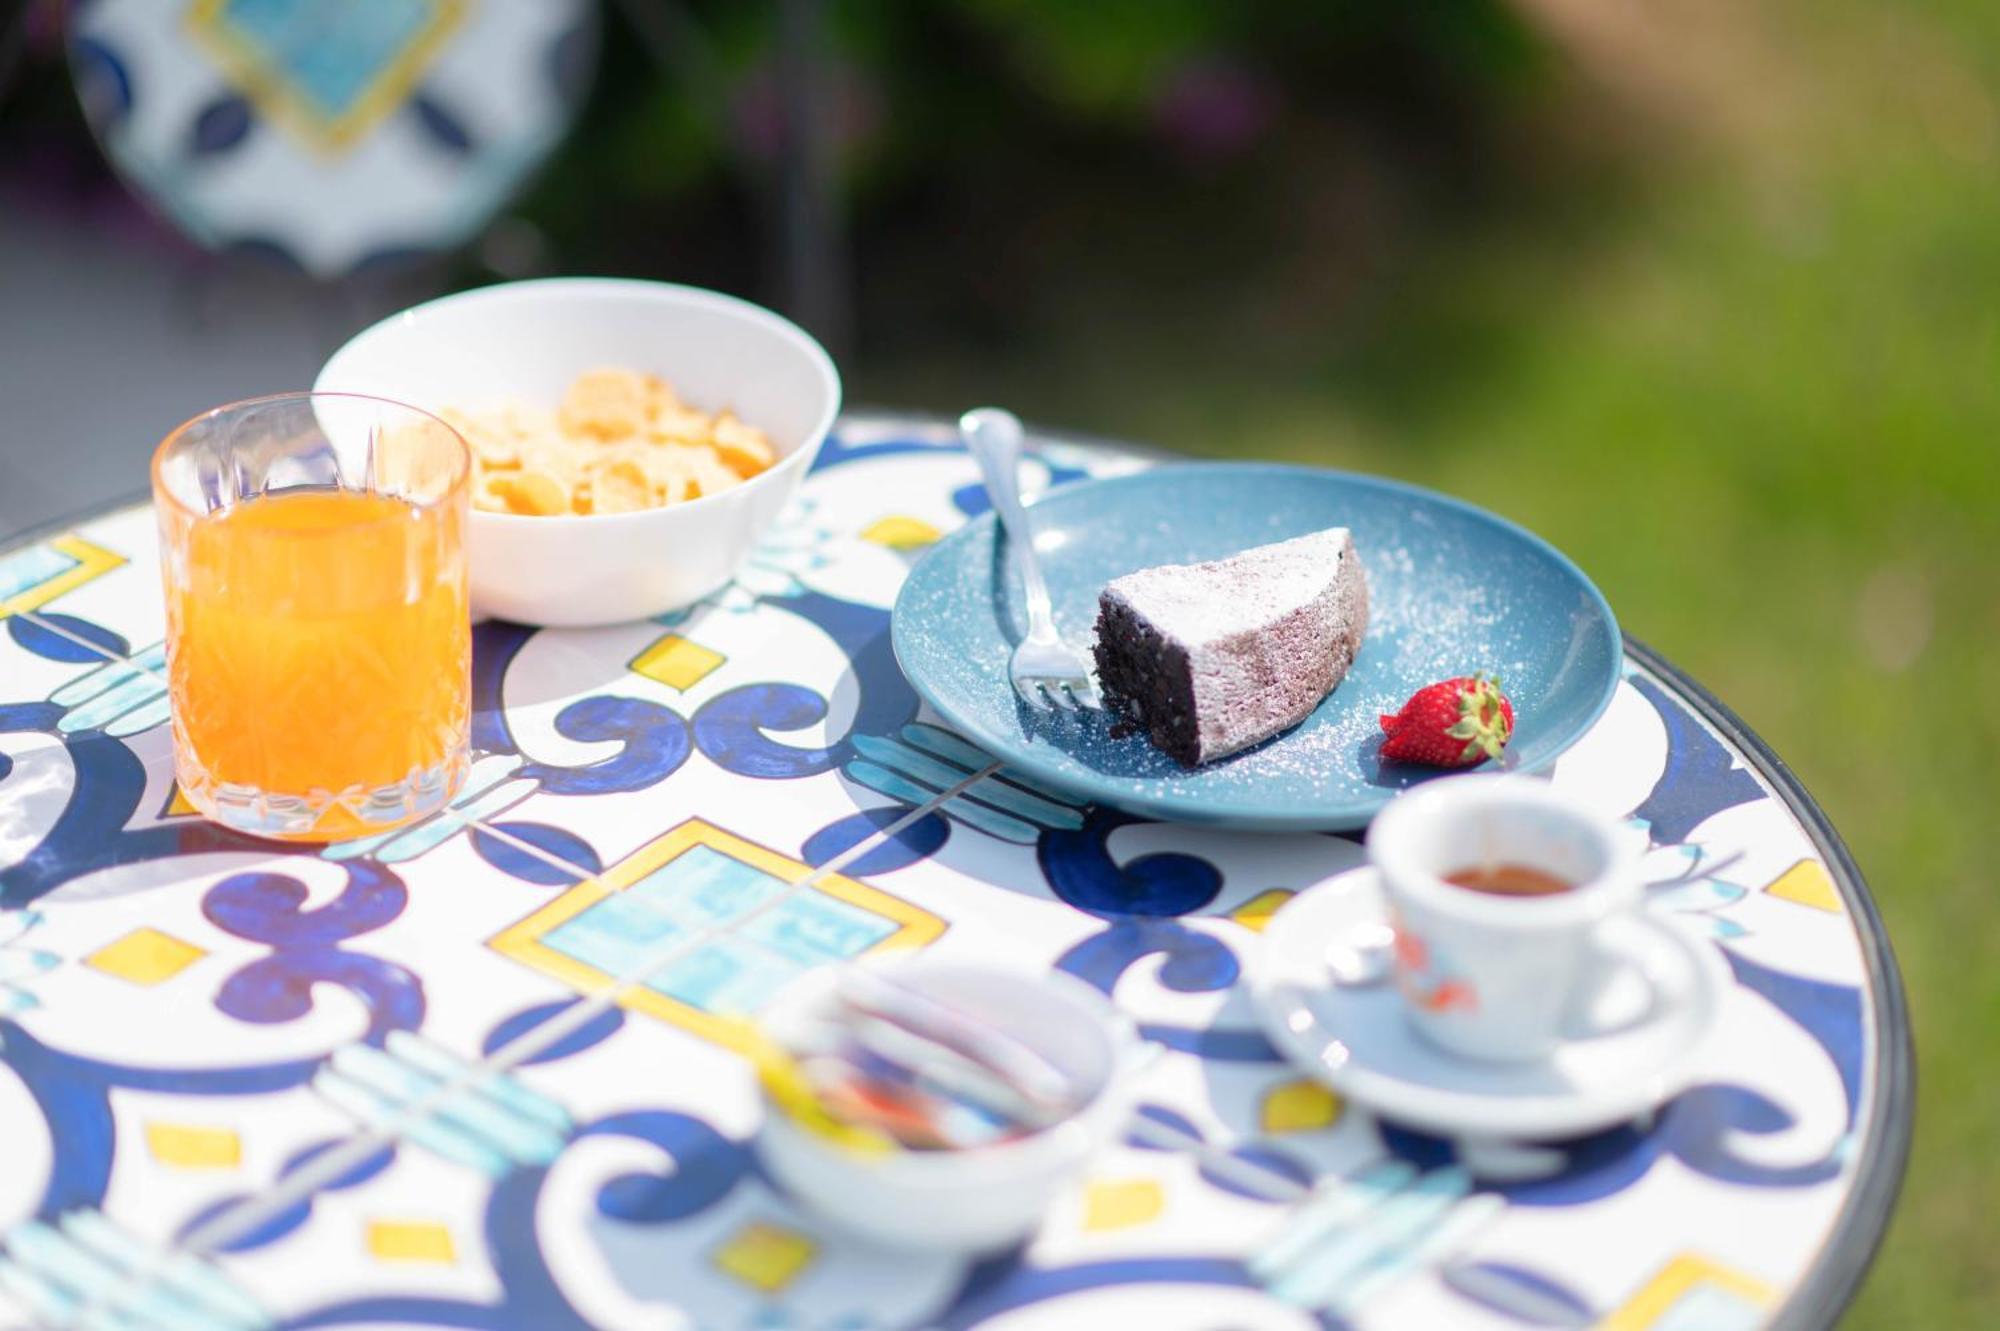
[1368,775,1665,1063]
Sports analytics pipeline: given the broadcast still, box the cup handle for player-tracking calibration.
[1560,914,1682,1042]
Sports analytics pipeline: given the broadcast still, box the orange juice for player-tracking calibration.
[164,488,470,841]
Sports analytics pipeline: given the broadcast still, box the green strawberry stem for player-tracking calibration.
[1443,673,1511,762]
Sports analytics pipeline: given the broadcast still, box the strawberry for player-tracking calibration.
[1378,673,1514,767]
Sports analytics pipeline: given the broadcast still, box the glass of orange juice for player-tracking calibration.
[152,393,472,841]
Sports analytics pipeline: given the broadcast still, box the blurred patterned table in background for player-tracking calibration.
[69,0,595,277]
[0,413,1908,1330]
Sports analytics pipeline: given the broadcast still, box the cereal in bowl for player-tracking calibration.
[446,368,776,516]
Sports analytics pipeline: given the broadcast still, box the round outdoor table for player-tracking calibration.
[0,411,1909,1331]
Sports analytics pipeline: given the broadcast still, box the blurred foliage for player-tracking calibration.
[959,0,1237,116]
[508,0,1547,287]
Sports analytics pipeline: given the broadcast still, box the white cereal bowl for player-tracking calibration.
[755,958,1137,1254]
[314,278,841,626]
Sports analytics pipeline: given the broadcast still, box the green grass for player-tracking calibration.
[862,2,2000,1321]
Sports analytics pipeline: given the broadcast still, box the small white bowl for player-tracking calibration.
[755,958,1137,1253]
[315,278,841,626]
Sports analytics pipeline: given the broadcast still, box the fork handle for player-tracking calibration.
[961,408,1060,641]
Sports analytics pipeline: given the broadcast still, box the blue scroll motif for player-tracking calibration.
[1059,920,1239,993]
[3,620,676,900]
[0,1020,320,1222]
[691,681,840,779]
[202,862,423,1045]
[1039,808,1223,919]
[587,1111,753,1224]
[276,1110,756,1331]
[0,1023,116,1222]
[1628,674,1766,844]
[471,621,536,754]
[472,622,690,796]
[291,618,683,887]
[477,603,912,800]
[277,1161,598,1331]
[1643,949,1861,1190]
[1056,919,1281,1064]
[692,591,921,780]
[0,701,288,909]
[212,1117,752,1331]
[470,1162,601,1331]
[517,695,691,795]
[1379,949,1861,1201]
[1724,949,1863,1126]
[1045,809,1281,1061]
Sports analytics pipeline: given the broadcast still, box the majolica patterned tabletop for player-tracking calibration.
[0,412,1909,1331]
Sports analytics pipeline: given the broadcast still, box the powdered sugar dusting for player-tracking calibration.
[1104,529,1351,644]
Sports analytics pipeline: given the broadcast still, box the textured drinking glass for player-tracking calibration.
[153,393,471,841]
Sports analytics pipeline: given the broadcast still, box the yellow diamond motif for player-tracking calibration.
[1081,1178,1165,1232]
[1764,859,1841,913]
[186,0,465,154]
[630,634,727,692]
[1600,1253,1772,1330]
[85,928,206,987]
[1261,1078,1342,1134]
[860,515,941,550]
[713,1221,815,1293]
[1230,889,1294,934]
[145,1122,242,1170]
[366,1219,457,1264]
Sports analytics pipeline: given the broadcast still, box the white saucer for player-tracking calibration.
[1249,870,1728,1141]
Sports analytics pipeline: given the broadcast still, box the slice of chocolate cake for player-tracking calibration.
[1092,529,1368,767]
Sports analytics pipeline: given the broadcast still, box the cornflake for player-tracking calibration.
[446,368,777,516]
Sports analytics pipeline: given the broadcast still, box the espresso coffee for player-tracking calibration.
[1443,863,1574,897]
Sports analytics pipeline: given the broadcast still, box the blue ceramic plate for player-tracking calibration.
[892,464,1621,830]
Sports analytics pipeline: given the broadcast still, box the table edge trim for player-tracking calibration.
[1625,636,1912,1331]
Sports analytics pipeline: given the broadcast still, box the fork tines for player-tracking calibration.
[1022,678,1100,711]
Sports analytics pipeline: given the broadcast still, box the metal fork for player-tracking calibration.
[960,407,1102,711]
